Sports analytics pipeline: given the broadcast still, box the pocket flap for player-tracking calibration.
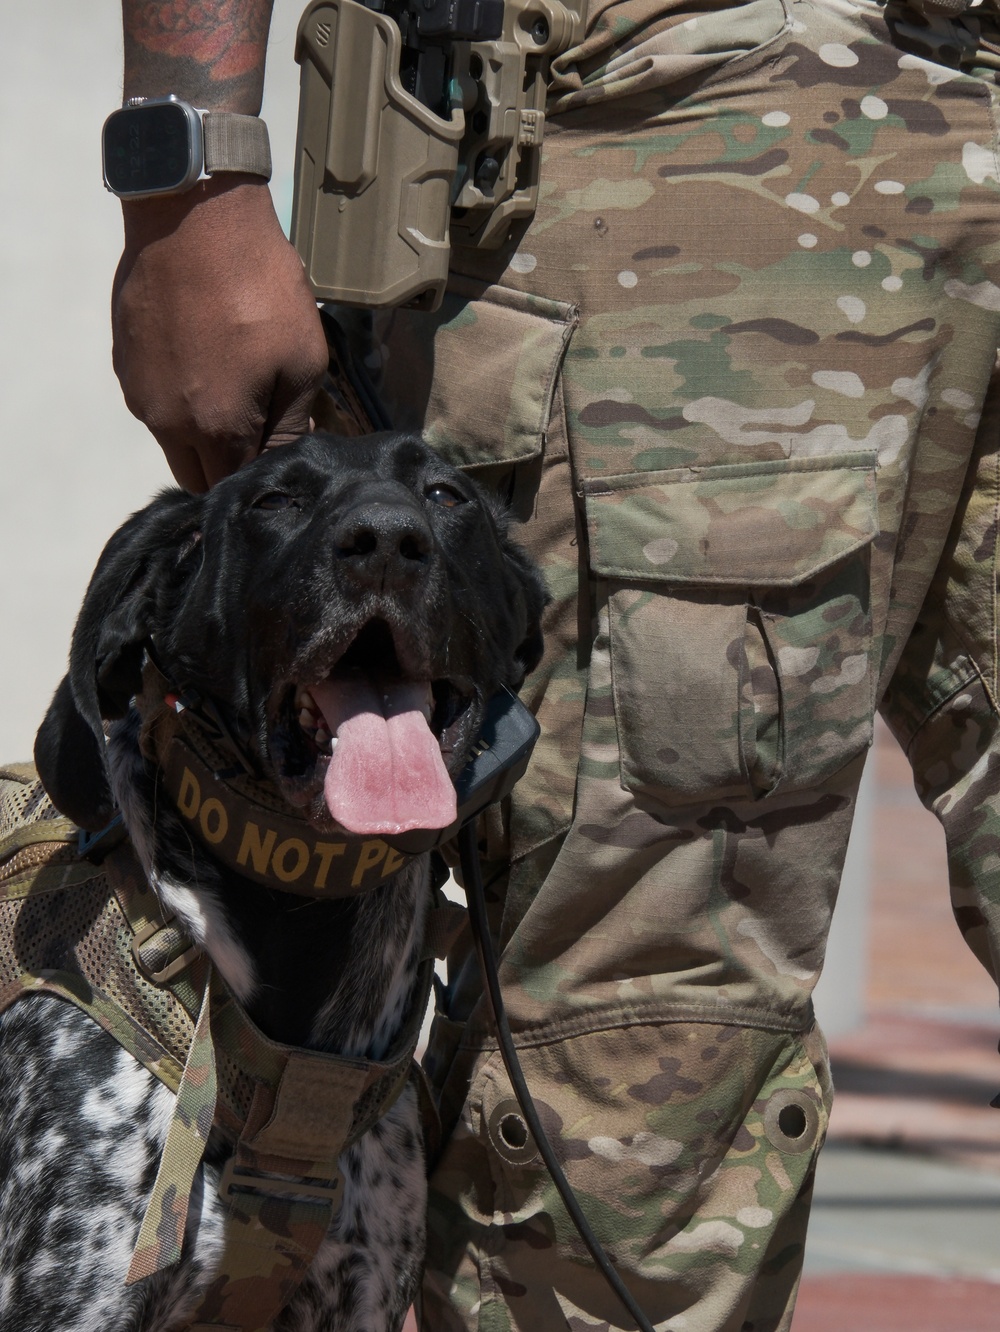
[374,277,578,470]
[583,453,879,586]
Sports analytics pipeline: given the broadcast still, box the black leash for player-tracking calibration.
[458,822,656,1332]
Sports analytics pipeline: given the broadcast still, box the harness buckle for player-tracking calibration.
[218,1157,344,1207]
[131,917,201,984]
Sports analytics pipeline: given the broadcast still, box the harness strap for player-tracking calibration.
[0,812,77,862]
[188,1059,360,1332]
[127,975,218,1282]
[119,952,433,1326]
[183,961,432,1332]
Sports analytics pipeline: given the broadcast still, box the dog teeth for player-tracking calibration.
[293,685,342,756]
[296,685,324,736]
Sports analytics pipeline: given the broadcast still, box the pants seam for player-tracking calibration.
[459,1000,817,1052]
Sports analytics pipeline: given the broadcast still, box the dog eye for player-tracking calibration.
[253,492,300,512]
[425,484,465,508]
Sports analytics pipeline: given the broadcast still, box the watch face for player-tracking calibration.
[102,100,200,197]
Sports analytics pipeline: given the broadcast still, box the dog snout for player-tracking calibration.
[334,502,433,588]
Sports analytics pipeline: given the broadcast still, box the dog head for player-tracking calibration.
[35,432,546,836]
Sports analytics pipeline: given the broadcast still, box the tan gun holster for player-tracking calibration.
[291,0,587,311]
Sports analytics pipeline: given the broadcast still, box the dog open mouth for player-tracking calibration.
[273,619,475,837]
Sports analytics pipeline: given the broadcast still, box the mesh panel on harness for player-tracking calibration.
[0,768,201,1093]
[0,764,65,840]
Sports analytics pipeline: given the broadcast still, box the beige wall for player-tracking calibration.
[0,0,305,760]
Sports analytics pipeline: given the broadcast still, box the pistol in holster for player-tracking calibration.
[290,0,587,311]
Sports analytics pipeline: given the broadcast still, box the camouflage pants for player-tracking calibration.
[375,0,1000,1326]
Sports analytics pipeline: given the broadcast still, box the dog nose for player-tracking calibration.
[334,503,433,587]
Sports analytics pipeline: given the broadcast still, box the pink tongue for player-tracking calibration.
[310,677,457,836]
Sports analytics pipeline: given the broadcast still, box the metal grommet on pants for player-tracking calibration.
[762,1088,822,1154]
[487,1097,539,1165]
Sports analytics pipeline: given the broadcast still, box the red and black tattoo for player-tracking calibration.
[123,0,274,111]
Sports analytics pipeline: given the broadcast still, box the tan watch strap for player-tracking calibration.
[203,112,272,181]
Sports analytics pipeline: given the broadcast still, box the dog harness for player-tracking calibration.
[0,762,443,1332]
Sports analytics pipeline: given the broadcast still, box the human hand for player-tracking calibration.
[112,176,329,492]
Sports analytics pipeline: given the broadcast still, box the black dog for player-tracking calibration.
[0,433,544,1332]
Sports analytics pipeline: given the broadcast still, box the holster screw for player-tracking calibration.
[475,154,502,189]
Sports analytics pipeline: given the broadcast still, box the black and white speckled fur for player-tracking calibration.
[0,433,546,1332]
[0,999,427,1332]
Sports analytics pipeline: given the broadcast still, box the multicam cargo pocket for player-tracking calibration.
[582,451,879,807]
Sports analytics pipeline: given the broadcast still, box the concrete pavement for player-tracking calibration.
[796,722,1000,1330]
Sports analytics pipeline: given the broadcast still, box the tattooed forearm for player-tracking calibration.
[122,0,275,112]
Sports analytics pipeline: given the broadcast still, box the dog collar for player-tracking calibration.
[158,735,416,896]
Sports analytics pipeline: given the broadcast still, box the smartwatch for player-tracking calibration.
[102,95,272,200]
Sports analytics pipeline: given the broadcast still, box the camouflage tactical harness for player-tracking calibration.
[0,763,437,1331]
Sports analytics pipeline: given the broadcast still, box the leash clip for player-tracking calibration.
[77,813,126,863]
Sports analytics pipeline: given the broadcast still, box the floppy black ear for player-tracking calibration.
[33,674,116,831]
[34,488,202,829]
